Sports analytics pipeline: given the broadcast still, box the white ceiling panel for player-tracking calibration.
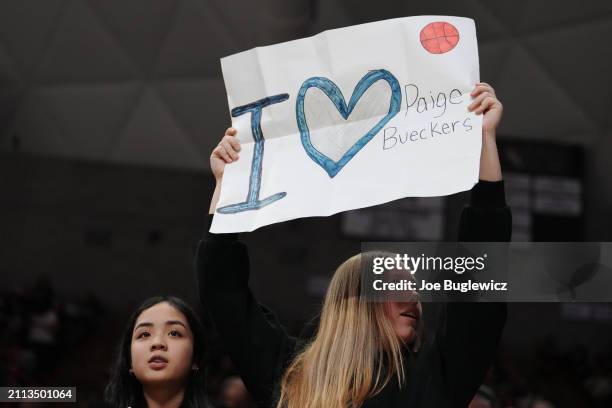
[111,87,205,169]
[157,78,231,161]
[38,82,143,159]
[87,0,181,75]
[523,20,612,129]
[495,44,599,142]
[520,0,612,32]
[0,0,67,75]
[36,0,137,83]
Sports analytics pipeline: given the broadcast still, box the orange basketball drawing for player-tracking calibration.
[420,22,460,54]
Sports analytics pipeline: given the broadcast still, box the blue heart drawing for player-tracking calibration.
[296,69,401,178]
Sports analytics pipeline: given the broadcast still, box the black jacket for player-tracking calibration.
[196,180,512,408]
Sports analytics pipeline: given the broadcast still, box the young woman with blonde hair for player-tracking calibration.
[197,83,511,407]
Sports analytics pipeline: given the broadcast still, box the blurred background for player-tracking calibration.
[1,0,611,407]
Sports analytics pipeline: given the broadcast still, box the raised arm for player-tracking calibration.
[472,82,503,183]
[439,83,511,406]
[208,127,240,214]
[459,83,510,242]
[196,128,297,407]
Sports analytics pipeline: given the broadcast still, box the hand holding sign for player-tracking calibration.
[212,16,488,233]
[211,128,240,179]
[209,128,241,214]
[468,82,504,183]
[469,83,503,136]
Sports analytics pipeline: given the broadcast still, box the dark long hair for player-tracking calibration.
[104,296,210,408]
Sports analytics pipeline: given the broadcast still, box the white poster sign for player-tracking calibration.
[212,16,482,233]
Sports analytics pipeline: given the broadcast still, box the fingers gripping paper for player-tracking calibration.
[212,16,482,233]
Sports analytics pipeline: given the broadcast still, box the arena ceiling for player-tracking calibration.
[1,0,611,171]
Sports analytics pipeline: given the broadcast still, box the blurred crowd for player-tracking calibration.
[0,276,103,386]
[1,277,611,408]
[469,337,612,408]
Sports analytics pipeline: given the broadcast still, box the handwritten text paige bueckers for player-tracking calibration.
[383,84,473,151]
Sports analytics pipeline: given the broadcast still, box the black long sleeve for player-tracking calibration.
[438,180,511,407]
[195,217,296,407]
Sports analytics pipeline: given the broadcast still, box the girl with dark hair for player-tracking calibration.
[104,296,211,408]
[197,83,510,407]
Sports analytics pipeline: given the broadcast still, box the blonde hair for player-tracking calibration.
[277,253,409,408]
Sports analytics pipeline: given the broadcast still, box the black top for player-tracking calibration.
[196,180,512,408]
